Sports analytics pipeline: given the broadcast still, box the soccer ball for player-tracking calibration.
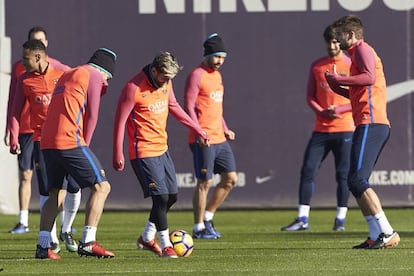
[169,229,194,257]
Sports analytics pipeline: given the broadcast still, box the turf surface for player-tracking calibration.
[0,209,413,275]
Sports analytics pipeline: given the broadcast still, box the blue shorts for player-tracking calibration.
[42,146,107,190]
[190,141,236,180]
[348,124,390,197]
[17,133,34,171]
[130,151,178,198]
[33,141,49,196]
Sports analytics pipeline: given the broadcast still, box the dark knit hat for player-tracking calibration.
[87,48,117,78]
[203,33,227,57]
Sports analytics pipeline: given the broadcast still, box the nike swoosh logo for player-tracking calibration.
[344,138,352,142]
[387,80,414,102]
[256,175,272,184]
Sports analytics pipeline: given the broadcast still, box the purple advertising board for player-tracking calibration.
[4,0,414,209]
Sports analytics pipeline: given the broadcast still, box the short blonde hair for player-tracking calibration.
[152,51,182,78]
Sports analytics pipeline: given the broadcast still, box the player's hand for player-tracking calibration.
[197,131,210,147]
[320,106,340,119]
[198,137,210,147]
[225,129,235,141]
[113,153,125,171]
[3,131,10,146]
[325,71,340,90]
[10,143,21,155]
[327,105,341,119]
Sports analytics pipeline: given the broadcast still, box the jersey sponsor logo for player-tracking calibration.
[34,94,52,106]
[148,100,168,114]
[210,90,223,102]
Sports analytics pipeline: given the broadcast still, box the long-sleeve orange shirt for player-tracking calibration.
[326,40,389,127]
[113,65,207,162]
[184,63,227,144]
[5,57,70,135]
[307,53,354,132]
[10,66,65,145]
[40,65,106,150]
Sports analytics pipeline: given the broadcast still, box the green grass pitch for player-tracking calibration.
[0,208,413,275]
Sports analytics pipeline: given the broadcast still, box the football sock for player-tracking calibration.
[374,211,394,235]
[81,226,97,243]
[19,210,29,226]
[298,205,310,219]
[62,190,81,233]
[59,211,65,228]
[51,221,59,244]
[193,223,205,232]
[336,207,348,220]
[142,220,157,242]
[158,229,172,249]
[365,215,381,240]
[204,210,214,222]
[38,231,52,248]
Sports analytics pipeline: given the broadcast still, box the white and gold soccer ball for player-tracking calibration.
[169,229,194,257]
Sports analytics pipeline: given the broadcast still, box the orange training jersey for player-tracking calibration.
[348,40,389,126]
[308,54,354,132]
[185,64,226,144]
[41,65,103,150]
[6,57,70,135]
[20,67,64,141]
[124,70,171,159]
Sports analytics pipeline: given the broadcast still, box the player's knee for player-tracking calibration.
[95,181,111,195]
[197,179,212,191]
[20,169,33,182]
[228,173,238,187]
[349,181,370,198]
[168,194,177,207]
[219,173,237,190]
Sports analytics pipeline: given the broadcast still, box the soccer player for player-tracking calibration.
[325,15,400,249]
[35,48,117,259]
[5,27,81,238]
[184,33,237,239]
[9,39,81,253]
[112,52,209,258]
[281,25,353,232]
